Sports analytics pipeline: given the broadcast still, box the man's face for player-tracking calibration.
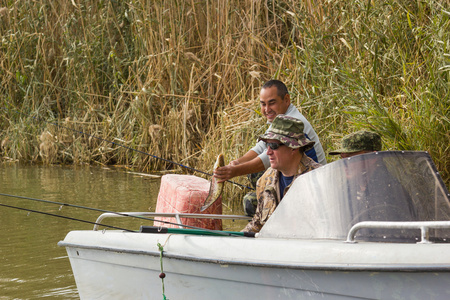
[266,139,294,173]
[260,86,290,123]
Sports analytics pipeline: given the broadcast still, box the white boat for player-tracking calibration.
[59,151,450,299]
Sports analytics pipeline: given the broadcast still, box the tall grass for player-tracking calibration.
[1,0,449,202]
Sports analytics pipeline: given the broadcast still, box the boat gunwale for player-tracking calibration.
[57,240,450,272]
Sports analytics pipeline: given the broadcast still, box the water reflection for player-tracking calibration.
[0,164,161,299]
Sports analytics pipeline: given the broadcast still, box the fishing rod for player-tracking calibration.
[3,105,254,191]
[0,203,135,232]
[0,192,248,237]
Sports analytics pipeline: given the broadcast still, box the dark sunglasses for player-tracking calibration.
[265,142,284,150]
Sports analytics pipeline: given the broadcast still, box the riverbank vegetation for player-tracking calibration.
[1,1,449,202]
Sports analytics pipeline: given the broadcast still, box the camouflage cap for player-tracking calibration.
[258,115,315,150]
[329,130,381,155]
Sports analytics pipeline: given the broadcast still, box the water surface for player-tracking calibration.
[0,163,161,299]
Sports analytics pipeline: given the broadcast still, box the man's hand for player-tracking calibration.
[213,156,265,183]
[214,164,238,183]
[229,159,240,166]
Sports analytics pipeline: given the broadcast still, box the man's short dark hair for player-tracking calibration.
[262,80,289,99]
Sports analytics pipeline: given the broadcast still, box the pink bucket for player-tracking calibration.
[154,174,222,230]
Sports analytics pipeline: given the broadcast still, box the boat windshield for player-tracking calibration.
[259,151,450,242]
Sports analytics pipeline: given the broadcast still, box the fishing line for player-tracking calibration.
[0,192,159,221]
[3,105,254,191]
[0,193,246,237]
[0,203,135,232]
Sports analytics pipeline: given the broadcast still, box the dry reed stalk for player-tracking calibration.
[1,0,449,190]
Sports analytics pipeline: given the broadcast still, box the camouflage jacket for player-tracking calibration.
[243,155,321,233]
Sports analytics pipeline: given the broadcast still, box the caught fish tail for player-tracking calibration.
[200,154,225,212]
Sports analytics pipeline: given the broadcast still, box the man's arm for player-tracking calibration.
[229,150,258,165]
[214,150,265,182]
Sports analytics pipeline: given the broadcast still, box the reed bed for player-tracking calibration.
[1,0,449,204]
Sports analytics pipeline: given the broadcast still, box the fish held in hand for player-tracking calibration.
[201,154,225,212]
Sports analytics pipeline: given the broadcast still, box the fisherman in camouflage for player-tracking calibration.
[328,130,418,235]
[243,115,322,233]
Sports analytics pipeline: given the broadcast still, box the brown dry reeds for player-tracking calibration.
[1,0,449,201]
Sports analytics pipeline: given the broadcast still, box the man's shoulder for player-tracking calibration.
[260,167,277,178]
[299,155,322,174]
[257,167,278,185]
[285,104,311,125]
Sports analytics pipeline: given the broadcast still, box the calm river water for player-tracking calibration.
[0,163,162,299]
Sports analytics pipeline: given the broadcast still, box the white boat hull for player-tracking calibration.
[60,230,450,300]
[59,152,450,299]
